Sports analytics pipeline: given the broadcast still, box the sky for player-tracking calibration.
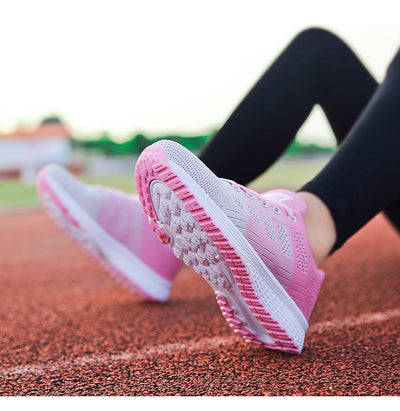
[0,0,399,145]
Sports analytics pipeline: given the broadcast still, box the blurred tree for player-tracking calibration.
[132,134,149,154]
[40,116,64,125]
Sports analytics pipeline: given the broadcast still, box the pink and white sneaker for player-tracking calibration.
[135,140,325,353]
[36,164,182,302]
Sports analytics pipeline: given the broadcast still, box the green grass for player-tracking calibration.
[249,157,328,192]
[0,174,137,210]
[0,181,40,209]
[0,157,329,210]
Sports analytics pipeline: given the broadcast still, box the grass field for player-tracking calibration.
[0,156,330,210]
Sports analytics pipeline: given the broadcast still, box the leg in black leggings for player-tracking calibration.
[301,49,400,250]
[199,27,400,250]
[200,28,377,184]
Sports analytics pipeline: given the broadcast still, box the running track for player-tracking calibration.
[1,209,400,395]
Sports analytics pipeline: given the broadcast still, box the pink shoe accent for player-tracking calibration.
[135,140,325,354]
[235,185,325,322]
[93,187,181,283]
[36,164,182,302]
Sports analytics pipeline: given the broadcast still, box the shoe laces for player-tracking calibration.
[227,180,297,223]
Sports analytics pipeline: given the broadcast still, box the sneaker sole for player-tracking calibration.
[136,144,308,354]
[36,169,172,302]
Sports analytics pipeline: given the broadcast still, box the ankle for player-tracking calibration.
[297,191,336,267]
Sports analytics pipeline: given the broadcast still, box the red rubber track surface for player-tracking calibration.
[1,210,400,396]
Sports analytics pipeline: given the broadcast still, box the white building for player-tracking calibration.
[0,122,72,182]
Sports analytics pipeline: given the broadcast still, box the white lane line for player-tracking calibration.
[309,307,400,333]
[0,337,235,378]
[2,307,400,378]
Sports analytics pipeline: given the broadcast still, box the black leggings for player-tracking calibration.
[199,27,400,251]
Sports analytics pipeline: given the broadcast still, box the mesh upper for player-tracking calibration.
[158,140,222,199]
[278,224,293,258]
[44,164,104,218]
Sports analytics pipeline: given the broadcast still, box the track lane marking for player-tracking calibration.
[2,307,400,378]
[309,307,400,333]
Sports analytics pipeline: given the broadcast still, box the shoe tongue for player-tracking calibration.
[261,189,307,216]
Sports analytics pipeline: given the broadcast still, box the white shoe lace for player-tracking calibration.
[227,180,297,223]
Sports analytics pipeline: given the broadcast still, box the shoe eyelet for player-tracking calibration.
[229,182,242,192]
[288,215,297,223]
[272,207,281,215]
[260,200,269,208]
[245,192,255,199]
